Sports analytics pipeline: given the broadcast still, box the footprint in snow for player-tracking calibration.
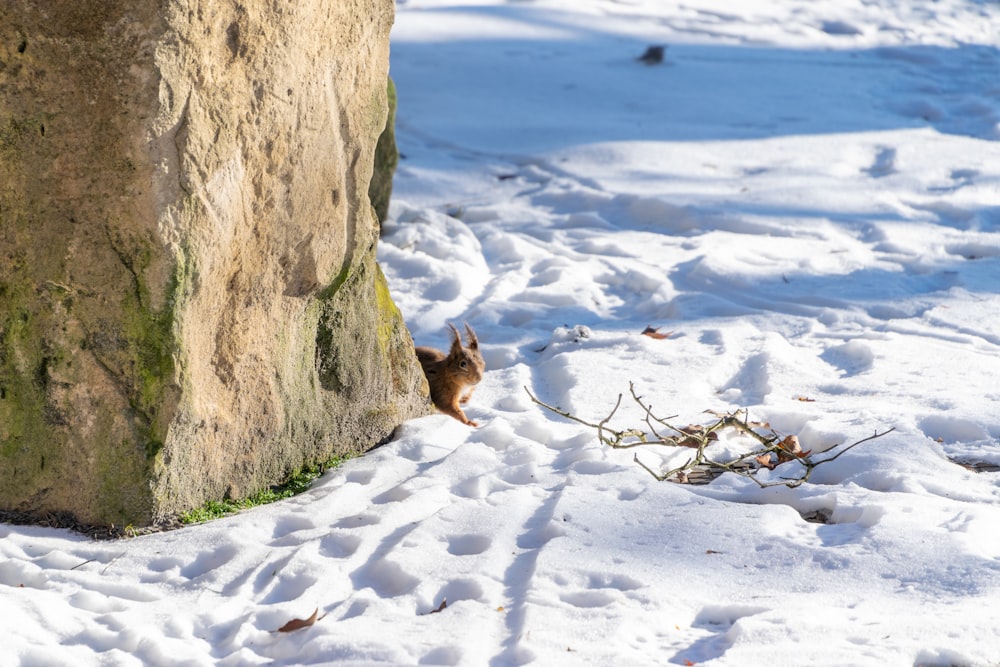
[319,532,362,558]
[864,146,897,178]
[351,558,420,598]
[419,646,463,666]
[673,604,770,665]
[425,578,484,612]
[261,571,319,605]
[271,514,316,541]
[446,534,492,556]
[372,483,414,504]
[345,469,376,485]
[560,589,616,608]
[820,340,873,376]
[179,543,240,580]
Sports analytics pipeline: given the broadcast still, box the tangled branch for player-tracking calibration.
[524,383,894,488]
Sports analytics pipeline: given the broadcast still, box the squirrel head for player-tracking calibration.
[446,323,484,385]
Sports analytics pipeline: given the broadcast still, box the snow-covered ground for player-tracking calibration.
[5,1,1000,665]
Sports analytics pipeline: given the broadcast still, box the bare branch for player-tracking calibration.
[527,384,892,488]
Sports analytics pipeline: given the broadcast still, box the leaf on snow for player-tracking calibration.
[277,608,323,633]
[796,396,816,402]
[641,326,673,340]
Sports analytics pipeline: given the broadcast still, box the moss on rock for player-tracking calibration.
[370,77,399,231]
[1,0,426,529]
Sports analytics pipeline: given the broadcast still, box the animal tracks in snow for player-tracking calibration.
[7,2,1000,664]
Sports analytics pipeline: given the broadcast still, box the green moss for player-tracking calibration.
[315,260,353,302]
[0,265,54,491]
[369,76,398,229]
[374,264,395,354]
[179,454,352,524]
[109,233,181,459]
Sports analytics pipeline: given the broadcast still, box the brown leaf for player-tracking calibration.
[428,599,448,615]
[756,453,777,470]
[777,435,802,454]
[277,608,322,633]
[705,549,722,555]
[641,326,673,340]
[796,396,816,402]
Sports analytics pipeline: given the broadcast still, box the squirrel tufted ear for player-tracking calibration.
[464,323,479,349]
[447,322,462,351]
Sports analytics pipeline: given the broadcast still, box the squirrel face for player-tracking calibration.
[446,323,484,387]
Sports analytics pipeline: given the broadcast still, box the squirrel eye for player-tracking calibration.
[459,360,468,369]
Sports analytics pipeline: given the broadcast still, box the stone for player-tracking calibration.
[370,76,398,229]
[0,0,428,527]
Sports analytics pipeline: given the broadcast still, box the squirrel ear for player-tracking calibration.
[447,323,462,351]
[464,323,478,349]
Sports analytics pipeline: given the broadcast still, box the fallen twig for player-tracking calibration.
[526,384,894,487]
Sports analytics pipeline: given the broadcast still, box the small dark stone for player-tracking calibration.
[637,45,665,65]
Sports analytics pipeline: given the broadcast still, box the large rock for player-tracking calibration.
[0,0,428,527]
[370,76,398,229]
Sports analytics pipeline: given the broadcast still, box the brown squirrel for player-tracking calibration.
[415,323,485,427]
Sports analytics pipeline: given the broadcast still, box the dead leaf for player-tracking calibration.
[705,549,722,555]
[428,599,447,615]
[496,606,505,612]
[796,396,816,402]
[641,326,673,340]
[277,608,323,633]
[777,435,802,454]
[756,453,777,470]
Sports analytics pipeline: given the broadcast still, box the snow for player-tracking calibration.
[5,0,1000,665]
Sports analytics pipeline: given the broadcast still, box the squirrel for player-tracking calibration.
[415,323,485,427]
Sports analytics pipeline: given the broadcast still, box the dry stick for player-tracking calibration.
[526,385,895,487]
[523,387,646,449]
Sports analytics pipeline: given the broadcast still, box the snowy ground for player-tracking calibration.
[5,1,1000,665]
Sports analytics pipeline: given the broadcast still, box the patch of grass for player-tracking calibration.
[180,455,352,524]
